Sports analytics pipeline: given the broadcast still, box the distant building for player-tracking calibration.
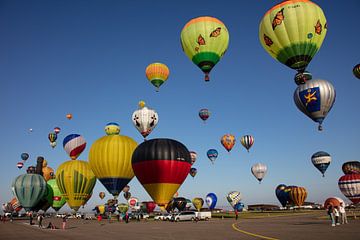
[247,204,280,211]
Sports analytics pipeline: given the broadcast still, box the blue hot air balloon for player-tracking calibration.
[207,149,218,164]
[311,151,331,177]
[275,184,288,208]
[234,202,245,212]
[205,193,217,210]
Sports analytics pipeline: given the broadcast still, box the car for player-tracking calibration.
[129,212,149,220]
[56,213,66,218]
[171,211,196,222]
[154,213,172,221]
[84,213,95,220]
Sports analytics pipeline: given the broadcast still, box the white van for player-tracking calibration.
[171,211,196,222]
[195,211,211,221]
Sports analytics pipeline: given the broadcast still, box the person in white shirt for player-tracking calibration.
[339,202,348,224]
[334,206,340,225]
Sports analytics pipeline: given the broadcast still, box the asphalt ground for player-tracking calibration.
[0,212,359,240]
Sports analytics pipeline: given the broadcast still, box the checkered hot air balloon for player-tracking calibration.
[227,191,242,209]
[338,174,360,204]
[63,134,86,160]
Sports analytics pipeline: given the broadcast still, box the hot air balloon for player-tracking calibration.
[50,142,57,148]
[12,174,47,211]
[275,184,288,207]
[207,149,218,164]
[99,192,106,200]
[142,201,156,214]
[353,64,360,79]
[9,197,22,212]
[283,185,296,205]
[189,151,197,165]
[311,151,331,177]
[294,79,336,131]
[16,162,24,169]
[63,134,86,160]
[192,198,204,211]
[342,161,360,174]
[199,109,210,123]
[46,179,66,212]
[338,174,360,204]
[220,134,236,152]
[89,126,137,198]
[165,199,176,213]
[54,127,61,134]
[66,113,72,120]
[124,192,131,200]
[189,168,197,178]
[227,191,242,209]
[181,16,229,81]
[105,122,120,135]
[26,166,36,174]
[21,153,29,161]
[294,71,313,85]
[146,63,170,91]
[289,186,307,207]
[259,0,327,77]
[324,197,340,208]
[128,197,139,209]
[117,203,129,214]
[42,166,55,181]
[123,185,130,193]
[251,163,267,183]
[132,101,158,140]
[132,138,192,209]
[29,128,33,132]
[56,160,96,211]
[240,135,254,152]
[205,193,217,210]
[174,197,187,212]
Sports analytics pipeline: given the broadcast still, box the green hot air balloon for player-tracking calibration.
[12,174,47,211]
[47,179,66,212]
[118,203,129,214]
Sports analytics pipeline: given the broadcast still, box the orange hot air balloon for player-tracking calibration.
[146,63,170,91]
[132,138,191,209]
[324,197,340,208]
[221,134,236,152]
[99,192,106,200]
[66,113,73,120]
[289,186,307,207]
[42,166,55,181]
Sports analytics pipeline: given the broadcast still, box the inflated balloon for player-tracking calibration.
[342,161,360,174]
[221,134,236,152]
[289,186,307,207]
[259,0,327,73]
[192,197,204,211]
[338,174,360,204]
[132,101,158,139]
[17,162,24,169]
[146,63,170,91]
[54,127,61,134]
[122,185,130,193]
[181,16,229,81]
[12,174,47,211]
[189,168,197,178]
[284,185,296,205]
[174,197,187,212]
[205,193,217,210]
[89,126,137,198]
[227,191,242,209]
[189,151,197,165]
[42,166,55,181]
[240,135,254,152]
[275,184,288,207]
[353,64,360,79]
[123,192,131,200]
[99,192,106,200]
[311,151,331,177]
[9,197,22,212]
[26,166,36,174]
[63,134,86,160]
[199,109,210,123]
[294,79,336,131]
[117,203,129,214]
[46,179,66,212]
[66,113,72,120]
[234,202,245,212]
[56,160,96,211]
[324,197,340,208]
[166,199,175,213]
[104,122,120,135]
[207,149,218,164]
[143,201,156,214]
[132,138,191,209]
[251,163,267,183]
[294,71,312,85]
[21,153,29,161]
[128,197,139,208]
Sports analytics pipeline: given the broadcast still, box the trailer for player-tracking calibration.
[195,211,211,221]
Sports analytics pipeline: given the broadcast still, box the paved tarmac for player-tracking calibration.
[0,212,358,240]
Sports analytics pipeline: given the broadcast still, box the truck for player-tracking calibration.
[195,211,211,221]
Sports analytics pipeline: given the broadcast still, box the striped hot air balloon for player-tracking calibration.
[338,174,360,204]
[146,63,170,91]
[131,138,192,209]
[289,186,307,207]
[240,135,254,152]
[63,134,86,160]
[16,162,24,169]
[342,161,360,174]
[199,109,210,123]
[311,151,331,177]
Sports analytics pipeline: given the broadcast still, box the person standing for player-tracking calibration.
[235,210,239,220]
[339,203,348,224]
[327,205,335,227]
[29,212,33,225]
[125,212,129,223]
[62,215,67,230]
[38,214,43,228]
[334,206,340,225]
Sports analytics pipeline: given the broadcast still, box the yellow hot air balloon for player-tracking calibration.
[89,125,138,198]
[180,16,229,81]
[42,166,55,182]
[192,197,204,211]
[259,0,327,74]
[56,160,96,211]
[146,63,170,92]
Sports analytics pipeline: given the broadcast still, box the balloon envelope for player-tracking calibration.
[251,163,267,183]
[220,134,236,152]
[192,198,204,211]
[132,102,159,139]
[146,63,170,91]
[275,184,288,207]
[342,161,360,174]
[353,64,360,79]
[47,179,66,212]
[338,174,360,204]
[240,135,254,152]
[199,109,210,122]
[63,134,86,160]
[289,186,307,207]
[189,168,197,178]
[21,153,29,161]
[189,151,197,165]
[205,193,217,210]
[207,149,218,164]
[311,151,331,177]
[227,191,242,209]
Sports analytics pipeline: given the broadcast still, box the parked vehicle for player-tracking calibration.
[129,212,149,220]
[154,213,172,221]
[84,213,95,220]
[195,211,211,221]
[56,213,66,218]
[171,211,196,222]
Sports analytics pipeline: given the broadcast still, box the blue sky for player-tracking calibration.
[1,0,360,212]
